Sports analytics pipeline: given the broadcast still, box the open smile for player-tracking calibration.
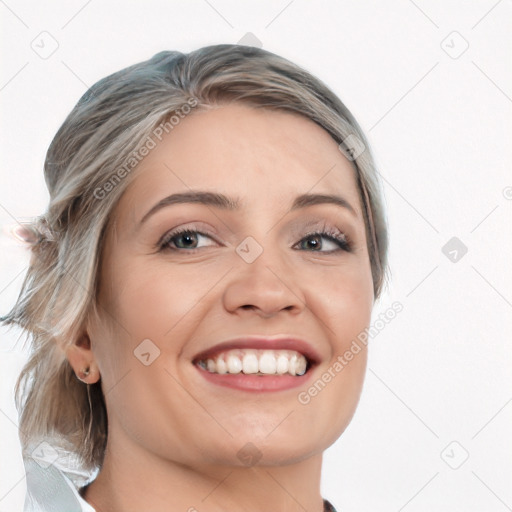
[192,336,320,392]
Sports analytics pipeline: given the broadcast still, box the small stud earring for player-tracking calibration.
[79,367,90,380]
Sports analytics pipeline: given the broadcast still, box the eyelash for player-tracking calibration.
[158,226,353,254]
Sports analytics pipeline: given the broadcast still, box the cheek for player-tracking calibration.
[101,258,211,339]
[93,258,224,393]
[312,259,374,345]
[299,261,372,434]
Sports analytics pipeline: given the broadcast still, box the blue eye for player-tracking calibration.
[159,227,352,253]
[296,230,352,253]
[159,229,215,251]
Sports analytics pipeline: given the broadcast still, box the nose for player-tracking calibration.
[222,246,306,319]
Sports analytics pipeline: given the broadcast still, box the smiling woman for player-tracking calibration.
[2,44,389,512]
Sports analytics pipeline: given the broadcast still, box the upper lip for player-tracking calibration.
[192,335,322,365]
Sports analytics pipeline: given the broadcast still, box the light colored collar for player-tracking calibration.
[24,457,95,512]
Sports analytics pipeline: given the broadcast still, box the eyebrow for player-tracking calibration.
[139,190,358,225]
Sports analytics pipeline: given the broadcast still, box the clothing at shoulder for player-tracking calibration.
[23,458,95,512]
[323,498,338,512]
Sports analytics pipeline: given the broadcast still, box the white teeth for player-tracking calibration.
[216,357,227,374]
[288,353,298,376]
[259,352,277,374]
[198,349,309,376]
[227,354,243,374]
[242,353,259,374]
[296,356,307,376]
[276,354,289,374]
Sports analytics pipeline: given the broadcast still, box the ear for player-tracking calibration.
[65,331,101,384]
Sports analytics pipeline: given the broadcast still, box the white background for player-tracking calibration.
[1,1,511,510]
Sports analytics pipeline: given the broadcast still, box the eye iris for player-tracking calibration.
[175,232,197,248]
[304,234,321,250]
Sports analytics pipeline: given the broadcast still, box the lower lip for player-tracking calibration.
[194,365,314,392]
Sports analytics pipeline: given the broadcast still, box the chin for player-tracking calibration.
[203,421,332,467]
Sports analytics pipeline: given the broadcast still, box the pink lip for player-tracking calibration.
[192,335,321,393]
[195,367,313,392]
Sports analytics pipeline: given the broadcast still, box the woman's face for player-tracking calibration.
[89,103,374,468]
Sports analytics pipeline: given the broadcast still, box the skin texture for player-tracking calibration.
[66,103,375,512]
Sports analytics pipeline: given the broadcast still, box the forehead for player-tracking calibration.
[119,103,363,221]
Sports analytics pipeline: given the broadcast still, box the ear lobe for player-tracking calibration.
[65,332,101,384]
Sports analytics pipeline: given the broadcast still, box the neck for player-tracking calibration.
[83,432,324,512]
